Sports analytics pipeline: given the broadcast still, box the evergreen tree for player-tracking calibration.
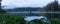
[0,0,6,14]
[44,0,59,18]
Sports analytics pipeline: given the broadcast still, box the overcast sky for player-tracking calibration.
[1,0,60,9]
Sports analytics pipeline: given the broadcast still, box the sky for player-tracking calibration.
[1,0,60,9]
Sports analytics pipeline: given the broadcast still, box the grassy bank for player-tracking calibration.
[0,14,25,24]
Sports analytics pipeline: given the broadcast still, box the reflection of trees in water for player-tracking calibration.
[45,13,60,18]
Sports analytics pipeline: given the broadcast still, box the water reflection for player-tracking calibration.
[25,16,46,21]
[25,16,51,24]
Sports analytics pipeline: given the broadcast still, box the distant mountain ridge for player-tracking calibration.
[5,7,44,16]
[5,7,44,12]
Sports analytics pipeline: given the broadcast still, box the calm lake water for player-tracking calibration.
[7,11,47,21]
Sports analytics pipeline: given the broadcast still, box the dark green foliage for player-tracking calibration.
[0,14,25,24]
[48,18,60,24]
[28,19,48,24]
[27,18,60,24]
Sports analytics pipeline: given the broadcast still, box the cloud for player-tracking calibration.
[58,0,60,4]
[2,0,55,9]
